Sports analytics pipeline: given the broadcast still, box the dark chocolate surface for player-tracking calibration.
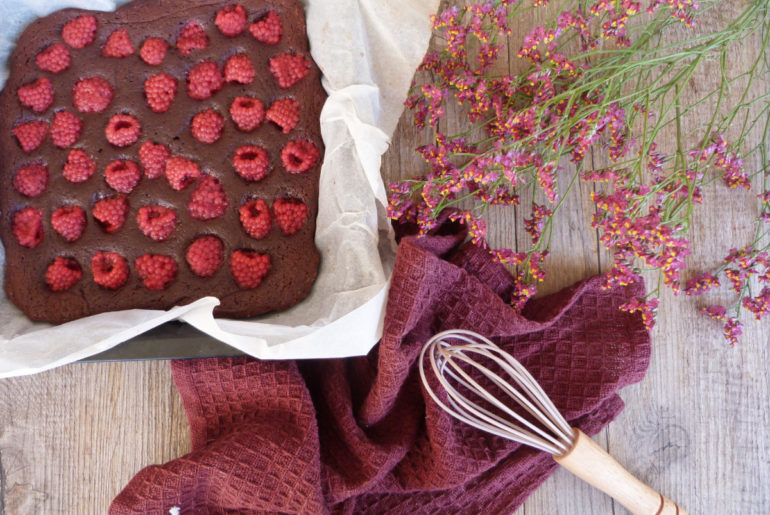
[0,0,324,323]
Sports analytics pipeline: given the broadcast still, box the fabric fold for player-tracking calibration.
[111,231,650,514]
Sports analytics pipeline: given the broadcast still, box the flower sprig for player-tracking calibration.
[388,0,770,343]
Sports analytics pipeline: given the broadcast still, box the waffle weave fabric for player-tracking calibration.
[111,227,650,514]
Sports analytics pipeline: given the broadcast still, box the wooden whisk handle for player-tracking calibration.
[554,429,688,515]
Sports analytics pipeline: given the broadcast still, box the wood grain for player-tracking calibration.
[1,2,769,513]
[0,362,188,514]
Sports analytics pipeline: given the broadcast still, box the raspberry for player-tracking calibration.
[165,156,201,190]
[139,37,168,66]
[12,120,48,153]
[13,163,48,198]
[104,160,141,193]
[281,140,319,174]
[188,175,228,220]
[91,251,129,290]
[92,196,128,233]
[250,11,282,45]
[233,145,269,182]
[135,254,178,290]
[224,54,255,84]
[239,199,272,239]
[230,96,265,132]
[62,149,96,183]
[273,198,308,235]
[105,114,141,147]
[102,29,134,58]
[230,250,270,289]
[144,73,178,113]
[139,141,170,179]
[73,77,114,113]
[62,15,98,49]
[177,21,209,55]
[137,205,177,241]
[51,110,83,148]
[266,98,299,134]
[12,207,43,248]
[45,257,83,292]
[186,236,224,277]
[215,4,247,36]
[186,61,224,100]
[269,53,310,89]
[190,109,224,144]
[17,78,54,113]
[36,43,71,74]
[51,205,86,242]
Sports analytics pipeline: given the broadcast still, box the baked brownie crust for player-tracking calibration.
[0,0,324,323]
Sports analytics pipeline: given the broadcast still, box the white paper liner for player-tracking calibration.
[0,0,439,377]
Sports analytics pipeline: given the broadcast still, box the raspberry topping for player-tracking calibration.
[12,207,43,248]
[186,235,224,277]
[12,120,48,153]
[266,98,299,134]
[230,250,270,289]
[105,114,141,147]
[191,109,224,144]
[273,197,308,235]
[139,37,168,66]
[17,78,54,113]
[233,145,269,182]
[144,73,178,113]
[73,77,114,113]
[104,160,141,193]
[51,111,83,148]
[177,21,209,55]
[62,15,98,49]
[239,198,271,239]
[139,141,170,179]
[137,205,177,241]
[250,11,282,45]
[13,163,48,198]
[230,96,265,132]
[45,257,83,292]
[102,29,135,58]
[62,149,96,183]
[51,205,86,242]
[36,43,71,74]
[92,196,128,233]
[269,53,310,89]
[224,53,255,84]
[135,254,178,290]
[216,5,247,37]
[186,61,224,100]
[281,140,320,174]
[165,156,201,190]
[188,175,228,220]
[91,251,129,290]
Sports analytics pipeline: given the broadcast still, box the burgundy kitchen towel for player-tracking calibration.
[110,229,651,514]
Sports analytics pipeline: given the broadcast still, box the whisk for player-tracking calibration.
[419,329,687,515]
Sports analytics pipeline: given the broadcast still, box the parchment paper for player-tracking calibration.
[0,0,439,378]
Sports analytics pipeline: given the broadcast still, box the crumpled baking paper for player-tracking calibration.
[0,0,439,377]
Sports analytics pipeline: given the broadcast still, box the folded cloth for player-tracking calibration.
[110,229,650,514]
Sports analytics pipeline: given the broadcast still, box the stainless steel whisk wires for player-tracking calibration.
[418,329,687,515]
[419,329,574,455]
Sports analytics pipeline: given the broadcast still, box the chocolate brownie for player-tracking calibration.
[0,0,324,323]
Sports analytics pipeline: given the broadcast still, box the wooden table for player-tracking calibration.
[1,3,768,513]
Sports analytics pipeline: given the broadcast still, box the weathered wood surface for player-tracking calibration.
[1,2,768,513]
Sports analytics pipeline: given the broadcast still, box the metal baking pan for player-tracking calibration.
[84,322,243,361]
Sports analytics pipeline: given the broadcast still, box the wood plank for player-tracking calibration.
[0,362,188,513]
